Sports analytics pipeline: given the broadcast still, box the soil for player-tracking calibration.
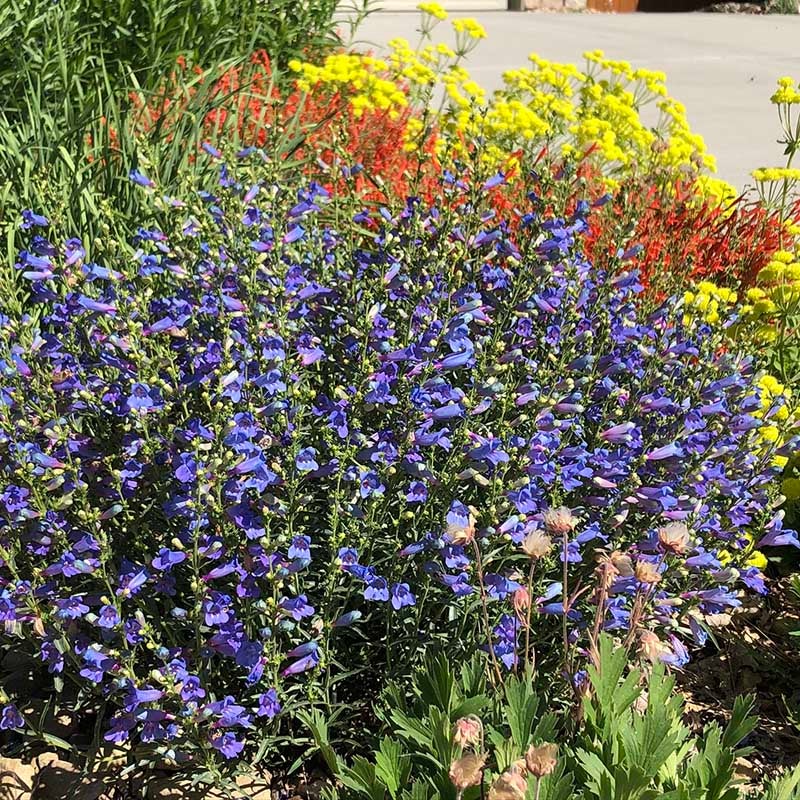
[676,578,800,788]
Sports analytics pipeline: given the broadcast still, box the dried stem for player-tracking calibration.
[562,531,571,680]
[588,562,611,669]
[472,539,504,686]
[525,560,536,673]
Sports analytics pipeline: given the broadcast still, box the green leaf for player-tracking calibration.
[503,674,540,750]
[374,738,410,800]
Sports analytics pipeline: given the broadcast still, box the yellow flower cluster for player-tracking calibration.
[288,55,407,119]
[693,175,739,208]
[750,249,800,315]
[752,167,800,183]
[683,281,738,325]
[771,76,800,106]
[753,373,795,469]
[451,18,487,40]
[718,534,768,570]
[681,285,795,468]
[417,1,448,19]
[288,24,726,200]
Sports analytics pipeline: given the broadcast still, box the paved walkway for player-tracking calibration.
[349,12,800,188]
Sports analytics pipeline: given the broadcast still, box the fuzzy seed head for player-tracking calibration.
[542,506,577,536]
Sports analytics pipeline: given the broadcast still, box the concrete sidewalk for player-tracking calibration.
[349,12,800,188]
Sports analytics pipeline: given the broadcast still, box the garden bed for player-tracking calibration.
[1,2,800,798]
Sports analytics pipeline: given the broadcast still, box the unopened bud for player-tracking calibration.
[512,587,531,616]
[447,512,476,546]
[449,753,486,791]
[657,522,690,555]
[639,630,668,662]
[524,743,558,778]
[610,551,634,577]
[634,560,661,585]
[488,766,527,800]
[452,715,483,749]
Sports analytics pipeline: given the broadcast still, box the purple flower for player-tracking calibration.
[295,447,319,472]
[333,610,362,627]
[129,169,155,188]
[97,605,121,629]
[126,383,161,412]
[491,614,518,670]
[359,469,385,499]
[406,481,428,504]
[364,576,389,602]
[0,704,24,730]
[390,583,415,610]
[55,595,89,620]
[281,650,320,676]
[152,548,186,571]
[278,595,314,621]
[256,689,281,719]
[599,422,637,443]
[116,561,149,597]
[40,639,64,674]
[122,683,164,712]
[338,548,359,568]
[21,210,49,229]
[210,731,245,759]
[288,535,311,562]
[104,713,136,743]
[180,675,206,703]
[203,592,233,626]
[206,696,252,729]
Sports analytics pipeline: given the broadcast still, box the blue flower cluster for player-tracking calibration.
[0,159,795,760]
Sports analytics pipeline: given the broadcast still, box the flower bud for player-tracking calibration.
[609,551,634,577]
[639,630,668,662]
[488,766,527,800]
[512,587,531,616]
[542,506,577,536]
[634,560,661,585]
[452,715,483,749]
[449,753,486,791]
[447,511,476,546]
[657,522,690,555]
[524,743,558,778]
[521,529,553,560]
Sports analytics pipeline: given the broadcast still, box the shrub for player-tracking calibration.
[585,181,792,301]
[0,153,796,769]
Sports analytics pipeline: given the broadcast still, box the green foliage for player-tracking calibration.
[307,636,800,800]
[0,0,355,103]
[0,0,371,311]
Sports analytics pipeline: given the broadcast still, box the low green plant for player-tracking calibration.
[307,637,800,800]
